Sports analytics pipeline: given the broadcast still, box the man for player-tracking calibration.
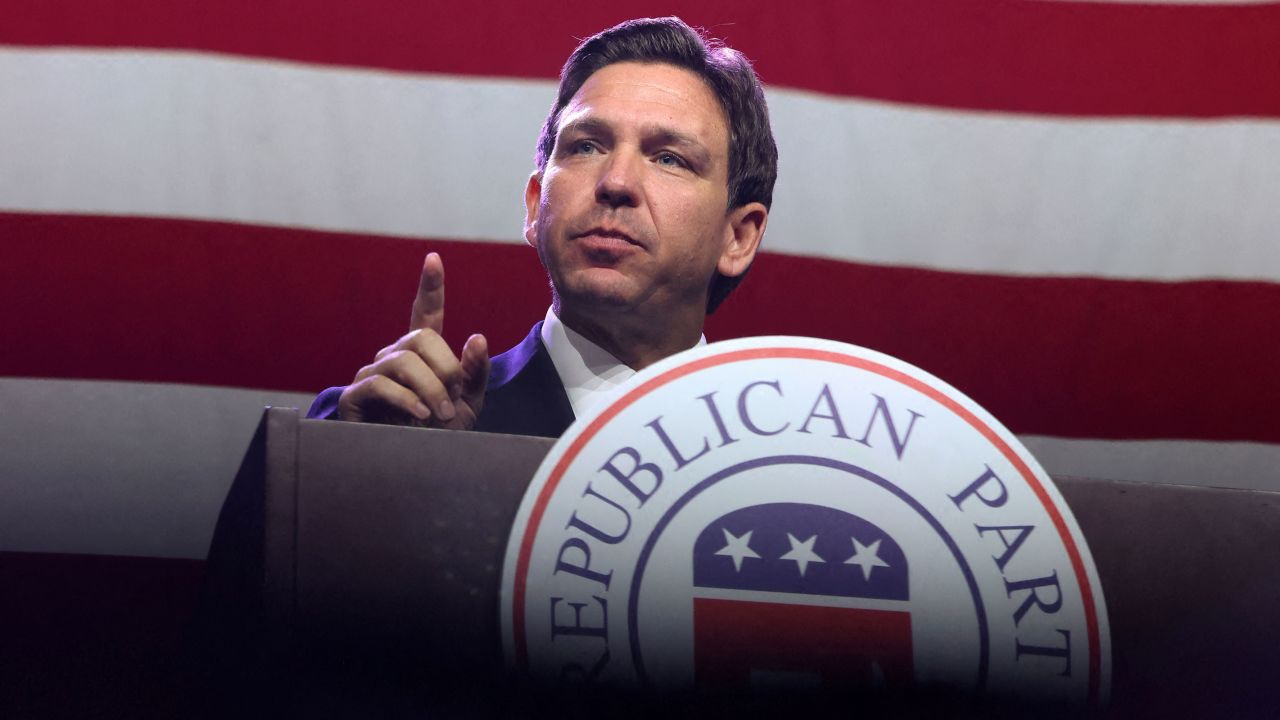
[195,19,777,714]
[307,16,777,438]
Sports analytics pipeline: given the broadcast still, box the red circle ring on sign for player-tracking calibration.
[510,346,1103,704]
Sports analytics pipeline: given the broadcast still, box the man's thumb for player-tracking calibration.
[459,333,490,407]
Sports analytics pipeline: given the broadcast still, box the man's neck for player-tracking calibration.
[555,300,705,370]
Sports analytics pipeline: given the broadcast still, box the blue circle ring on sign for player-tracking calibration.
[626,454,991,691]
[510,346,1106,703]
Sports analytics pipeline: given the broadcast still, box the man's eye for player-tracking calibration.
[655,152,687,168]
[572,140,598,154]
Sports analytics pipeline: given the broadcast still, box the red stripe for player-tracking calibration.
[711,253,1280,444]
[0,212,549,398]
[3,211,1278,443]
[3,0,1277,118]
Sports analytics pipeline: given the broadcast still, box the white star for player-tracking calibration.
[714,528,761,572]
[779,533,825,577]
[844,537,890,580]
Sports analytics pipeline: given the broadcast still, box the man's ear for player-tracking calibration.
[523,171,543,248]
[718,202,768,278]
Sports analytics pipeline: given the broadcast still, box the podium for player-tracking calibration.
[202,407,1280,715]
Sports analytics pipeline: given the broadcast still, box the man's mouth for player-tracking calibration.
[578,225,637,242]
[574,227,644,253]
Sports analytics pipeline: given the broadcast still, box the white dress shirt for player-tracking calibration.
[540,306,706,417]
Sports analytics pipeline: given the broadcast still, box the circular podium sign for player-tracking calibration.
[501,337,1109,704]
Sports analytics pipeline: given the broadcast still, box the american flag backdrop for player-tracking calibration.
[2,0,1279,562]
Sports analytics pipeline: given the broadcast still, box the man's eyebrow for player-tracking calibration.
[650,128,711,155]
[558,117,612,139]
[559,119,712,160]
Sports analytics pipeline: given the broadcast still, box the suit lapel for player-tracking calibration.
[473,323,576,438]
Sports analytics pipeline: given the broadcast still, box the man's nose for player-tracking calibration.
[595,151,641,208]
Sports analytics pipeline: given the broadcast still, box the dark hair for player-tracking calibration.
[535,17,778,314]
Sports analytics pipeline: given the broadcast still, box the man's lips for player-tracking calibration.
[573,227,645,253]
[576,225,640,242]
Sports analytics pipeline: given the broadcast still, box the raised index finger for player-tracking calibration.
[410,252,445,333]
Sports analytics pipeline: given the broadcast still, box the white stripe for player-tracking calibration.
[694,586,910,612]
[770,93,1280,280]
[2,48,1279,281]
[0,377,313,560]
[0,48,547,243]
[3,379,1277,560]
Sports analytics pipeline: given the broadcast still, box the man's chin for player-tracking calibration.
[565,290,635,313]
[555,277,641,315]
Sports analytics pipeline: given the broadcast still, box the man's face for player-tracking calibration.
[524,61,741,321]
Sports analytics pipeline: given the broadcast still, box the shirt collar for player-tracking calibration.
[540,306,706,417]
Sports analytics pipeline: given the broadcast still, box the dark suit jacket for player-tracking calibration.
[306,322,576,438]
